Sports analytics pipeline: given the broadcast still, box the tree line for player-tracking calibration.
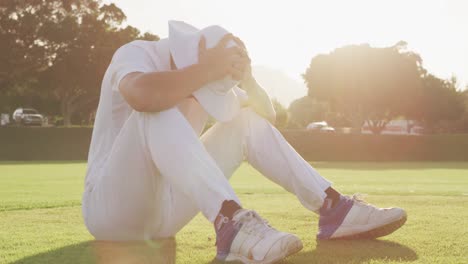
[285,42,468,134]
[2,1,467,133]
[0,0,158,126]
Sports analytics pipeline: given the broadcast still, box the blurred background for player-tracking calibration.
[1,3,467,263]
[1,0,468,147]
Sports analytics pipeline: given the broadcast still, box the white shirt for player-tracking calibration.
[85,39,208,186]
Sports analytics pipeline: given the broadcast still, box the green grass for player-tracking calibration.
[1,162,467,264]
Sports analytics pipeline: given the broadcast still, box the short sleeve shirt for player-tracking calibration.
[85,39,208,186]
[85,40,164,185]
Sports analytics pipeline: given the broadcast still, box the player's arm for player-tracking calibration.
[240,76,277,124]
[233,37,276,124]
[120,35,249,113]
[119,65,208,112]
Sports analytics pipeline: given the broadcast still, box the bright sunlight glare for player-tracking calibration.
[105,0,468,105]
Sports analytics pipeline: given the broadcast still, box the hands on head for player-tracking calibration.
[198,34,252,82]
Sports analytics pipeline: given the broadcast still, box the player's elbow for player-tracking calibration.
[128,92,169,113]
[119,73,170,113]
[129,97,153,112]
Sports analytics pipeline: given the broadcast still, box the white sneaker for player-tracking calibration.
[317,195,407,240]
[215,209,303,263]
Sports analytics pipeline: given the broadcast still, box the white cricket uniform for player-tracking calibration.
[82,39,331,241]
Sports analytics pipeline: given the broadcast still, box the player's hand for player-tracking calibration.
[230,36,257,91]
[198,34,250,82]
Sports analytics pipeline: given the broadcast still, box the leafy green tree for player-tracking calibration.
[457,89,468,132]
[271,99,288,128]
[411,75,465,133]
[303,41,423,134]
[287,96,329,128]
[38,1,158,126]
[1,0,158,125]
[0,0,51,101]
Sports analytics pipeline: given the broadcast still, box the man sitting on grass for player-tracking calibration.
[82,21,407,264]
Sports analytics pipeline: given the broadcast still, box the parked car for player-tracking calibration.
[1,113,10,126]
[306,121,336,133]
[12,108,44,126]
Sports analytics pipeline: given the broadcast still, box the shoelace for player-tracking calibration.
[350,193,382,211]
[233,210,274,238]
[351,193,368,204]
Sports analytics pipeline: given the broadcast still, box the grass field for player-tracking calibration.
[0,162,467,264]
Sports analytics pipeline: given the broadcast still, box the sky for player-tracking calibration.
[105,0,468,104]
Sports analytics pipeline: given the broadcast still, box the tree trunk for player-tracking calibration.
[60,99,72,127]
[63,111,72,127]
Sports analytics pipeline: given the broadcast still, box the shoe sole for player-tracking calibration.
[328,213,407,240]
[223,238,303,264]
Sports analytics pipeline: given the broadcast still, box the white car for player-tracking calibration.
[0,113,10,126]
[306,121,336,133]
[12,108,44,126]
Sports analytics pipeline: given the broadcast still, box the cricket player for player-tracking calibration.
[82,21,407,264]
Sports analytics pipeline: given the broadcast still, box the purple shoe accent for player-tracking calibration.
[215,216,241,260]
[317,196,354,240]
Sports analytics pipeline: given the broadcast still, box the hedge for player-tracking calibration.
[0,127,92,161]
[282,130,468,162]
[1,127,467,161]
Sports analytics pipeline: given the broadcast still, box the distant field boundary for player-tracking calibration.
[282,130,468,162]
[1,127,467,161]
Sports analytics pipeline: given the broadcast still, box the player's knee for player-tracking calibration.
[239,107,271,129]
[136,107,192,131]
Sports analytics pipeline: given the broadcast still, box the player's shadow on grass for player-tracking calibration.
[208,240,416,264]
[280,239,417,264]
[9,238,176,264]
[11,238,416,264]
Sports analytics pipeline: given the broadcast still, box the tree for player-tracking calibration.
[411,75,465,133]
[457,89,468,132]
[38,1,158,126]
[1,0,158,125]
[287,96,329,128]
[0,0,51,103]
[271,99,288,128]
[303,41,423,134]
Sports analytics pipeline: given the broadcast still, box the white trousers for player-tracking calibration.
[82,107,331,241]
